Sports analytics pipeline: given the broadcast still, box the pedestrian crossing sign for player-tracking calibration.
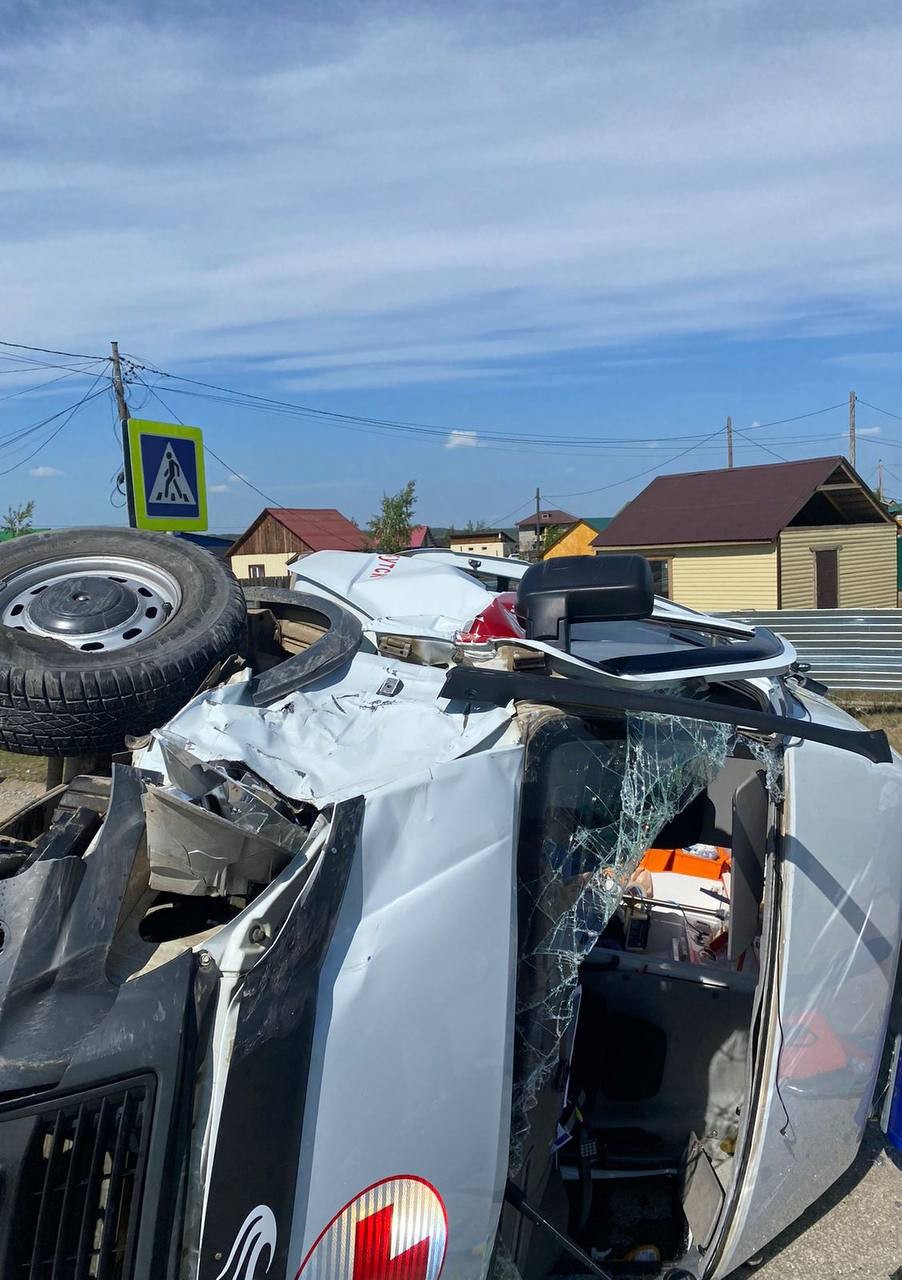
[126,419,208,531]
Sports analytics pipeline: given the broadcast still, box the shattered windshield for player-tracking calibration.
[511,709,743,1170]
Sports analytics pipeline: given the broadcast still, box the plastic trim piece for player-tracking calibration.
[242,587,363,707]
[441,667,892,764]
[596,627,786,678]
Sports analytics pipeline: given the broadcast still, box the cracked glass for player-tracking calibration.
[510,708,780,1171]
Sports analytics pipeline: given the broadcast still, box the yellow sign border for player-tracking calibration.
[126,419,208,532]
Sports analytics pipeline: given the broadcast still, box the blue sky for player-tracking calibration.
[3,0,902,532]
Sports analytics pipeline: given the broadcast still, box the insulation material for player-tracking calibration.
[511,710,734,1170]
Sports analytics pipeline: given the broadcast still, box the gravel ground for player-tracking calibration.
[0,776,899,1279]
[0,777,47,820]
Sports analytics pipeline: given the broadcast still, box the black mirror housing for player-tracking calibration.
[516,554,654,647]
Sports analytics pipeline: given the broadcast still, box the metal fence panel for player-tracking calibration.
[720,609,902,691]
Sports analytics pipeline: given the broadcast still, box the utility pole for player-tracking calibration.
[849,390,856,470]
[110,341,136,527]
[534,486,541,560]
[878,459,884,502]
[726,416,733,469]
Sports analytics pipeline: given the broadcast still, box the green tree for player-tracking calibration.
[2,500,35,537]
[540,524,563,555]
[368,480,417,552]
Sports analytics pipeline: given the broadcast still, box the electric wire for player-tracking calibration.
[0,374,108,477]
[126,352,850,451]
[0,362,107,406]
[547,425,728,499]
[487,497,536,528]
[130,373,284,507]
[0,339,109,361]
[857,398,902,423]
[732,428,788,462]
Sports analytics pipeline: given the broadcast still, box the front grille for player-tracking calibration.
[6,1076,154,1280]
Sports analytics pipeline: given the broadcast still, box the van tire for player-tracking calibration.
[0,527,246,756]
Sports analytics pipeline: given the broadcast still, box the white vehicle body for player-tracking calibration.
[0,548,899,1280]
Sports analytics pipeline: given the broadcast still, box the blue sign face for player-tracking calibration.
[140,434,201,521]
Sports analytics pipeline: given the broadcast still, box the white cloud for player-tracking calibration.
[4,3,902,387]
[445,430,480,450]
[830,351,902,369]
[858,425,882,436]
[29,465,63,477]
[209,482,230,492]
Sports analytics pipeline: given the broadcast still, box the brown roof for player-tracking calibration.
[268,508,367,551]
[592,456,887,548]
[229,507,368,557]
[516,508,578,528]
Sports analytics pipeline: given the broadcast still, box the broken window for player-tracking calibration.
[510,708,753,1171]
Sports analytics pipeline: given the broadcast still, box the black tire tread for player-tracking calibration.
[0,531,247,755]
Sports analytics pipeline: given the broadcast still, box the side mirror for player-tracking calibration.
[516,555,654,649]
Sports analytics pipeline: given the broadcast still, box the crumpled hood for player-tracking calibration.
[139,650,513,804]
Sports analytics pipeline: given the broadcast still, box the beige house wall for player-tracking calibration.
[779,524,897,608]
[597,544,778,611]
[230,551,295,579]
[449,538,512,558]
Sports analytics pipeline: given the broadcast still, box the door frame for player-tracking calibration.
[812,544,840,608]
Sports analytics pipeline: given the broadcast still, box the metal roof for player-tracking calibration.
[592,456,890,548]
[515,509,578,528]
[230,507,368,555]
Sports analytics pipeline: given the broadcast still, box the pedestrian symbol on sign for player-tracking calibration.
[150,443,196,506]
[126,419,207,532]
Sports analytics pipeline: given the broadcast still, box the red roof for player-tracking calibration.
[591,457,885,548]
[408,524,429,548]
[263,507,368,552]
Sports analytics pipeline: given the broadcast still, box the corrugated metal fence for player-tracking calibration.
[723,609,902,692]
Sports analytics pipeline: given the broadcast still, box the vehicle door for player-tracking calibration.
[284,747,523,1280]
[712,717,902,1276]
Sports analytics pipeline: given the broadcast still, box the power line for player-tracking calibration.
[732,427,788,462]
[0,340,857,456]
[546,425,727,499]
[128,352,851,451]
[0,339,109,361]
[857,398,902,423]
[739,402,847,431]
[130,373,284,507]
[487,496,536,527]
[0,375,108,477]
[0,364,106,405]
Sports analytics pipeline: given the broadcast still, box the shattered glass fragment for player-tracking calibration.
[510,710,734,1171]
[744,735,784,801]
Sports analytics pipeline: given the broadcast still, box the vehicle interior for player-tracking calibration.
[503,707,773,1278]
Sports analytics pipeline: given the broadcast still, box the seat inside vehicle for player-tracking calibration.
[504,712,773,1277]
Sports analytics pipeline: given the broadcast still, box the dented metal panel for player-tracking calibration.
[288,748,523,1280]
[140,652,513,805]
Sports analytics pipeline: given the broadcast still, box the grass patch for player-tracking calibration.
[850,710,902,754]
[0,750,47,782]
[833,694,902,754]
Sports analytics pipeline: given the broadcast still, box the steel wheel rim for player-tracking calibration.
[0,554,182,653]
